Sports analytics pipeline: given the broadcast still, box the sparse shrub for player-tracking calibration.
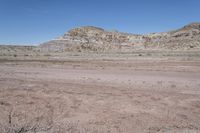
[44,54,51,56]
[189,45,194,48]
[147,53,151,56]
[171,84,176,88]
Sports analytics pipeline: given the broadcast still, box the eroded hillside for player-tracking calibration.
[40,23,200,52]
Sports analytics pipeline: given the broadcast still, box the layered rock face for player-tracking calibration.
[40,23,200,52]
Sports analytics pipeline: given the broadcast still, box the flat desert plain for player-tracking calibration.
[0,53,200,133]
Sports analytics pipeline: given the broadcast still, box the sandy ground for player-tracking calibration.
[0,55,200,133]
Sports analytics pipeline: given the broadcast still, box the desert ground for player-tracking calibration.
[0,52,200,133]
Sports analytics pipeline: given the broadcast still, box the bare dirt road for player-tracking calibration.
[0,56,200,133]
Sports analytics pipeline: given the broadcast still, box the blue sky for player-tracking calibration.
[0,0,200,45]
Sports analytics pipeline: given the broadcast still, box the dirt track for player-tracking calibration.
[0,56,200,133]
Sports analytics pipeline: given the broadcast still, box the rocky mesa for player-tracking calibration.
[39,23,200,52]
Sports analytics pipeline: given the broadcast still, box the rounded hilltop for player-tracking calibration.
[182,22,200,30]
[78,26,105,31]
[68,26,104,33]
[67,26,105,37]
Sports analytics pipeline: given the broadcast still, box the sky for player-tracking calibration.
[0,0,200,45]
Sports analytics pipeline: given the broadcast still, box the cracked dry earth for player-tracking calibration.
[0,58,200,133]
